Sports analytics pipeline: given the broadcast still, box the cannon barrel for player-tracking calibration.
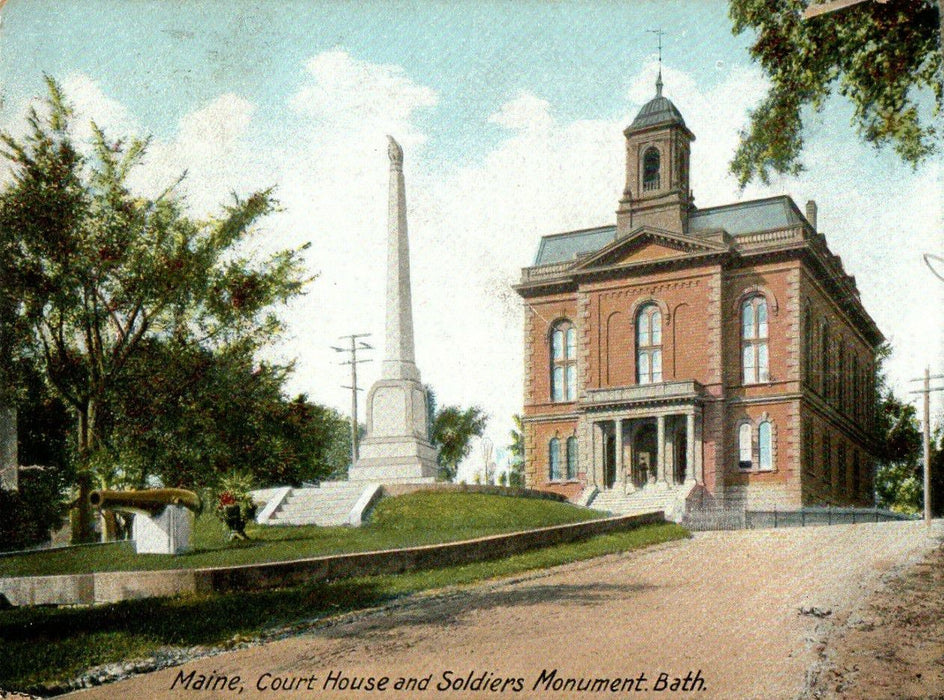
[88,488,203,516]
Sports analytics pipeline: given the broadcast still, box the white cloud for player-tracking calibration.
[488,92,554,133]
[290,50,437,154]
[59,73,138,143]
[130,93,263,214]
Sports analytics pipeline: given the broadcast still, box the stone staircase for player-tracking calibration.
[258,481,373,527]
[588,483,695,522]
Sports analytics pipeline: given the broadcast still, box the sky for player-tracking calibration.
[0,1,941,481]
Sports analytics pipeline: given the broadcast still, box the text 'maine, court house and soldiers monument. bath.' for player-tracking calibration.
[514,70,882,519]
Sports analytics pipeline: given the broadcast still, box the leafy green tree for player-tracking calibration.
[874,389,923,512]
[728,0,942,186]
[507,413,525,488]
[431,404,488,482]
[930,429,944,516]
[0,78,309,540]
[104,340,349,489]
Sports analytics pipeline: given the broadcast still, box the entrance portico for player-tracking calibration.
[581,380,704,494]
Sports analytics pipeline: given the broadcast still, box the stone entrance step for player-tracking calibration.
[588,483,696,522]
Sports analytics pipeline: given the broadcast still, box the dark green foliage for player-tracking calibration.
[729,0,942,185]
[102,339,350,488]
[0,473,63,552]
[873,385,926,514]
[431,405,487,481]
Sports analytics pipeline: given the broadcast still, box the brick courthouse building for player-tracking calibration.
[514,76,883,517]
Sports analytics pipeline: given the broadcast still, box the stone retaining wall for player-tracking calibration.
[0,511,663,607]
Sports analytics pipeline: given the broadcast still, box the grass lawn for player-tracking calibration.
[0,521,688,694]
[0,491,605,577]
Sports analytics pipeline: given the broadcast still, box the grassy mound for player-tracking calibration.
[0,491,603,578]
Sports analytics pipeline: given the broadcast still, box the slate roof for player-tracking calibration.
[629,94,687,130]
[689,196,805,235]
[533,225,617,266]
[531,196,807,266]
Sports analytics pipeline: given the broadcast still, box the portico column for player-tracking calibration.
[685,412,696,484]
[695,412,704,484]
[656,414,666,485]
[615,419,624,492]
[591,422,601,487]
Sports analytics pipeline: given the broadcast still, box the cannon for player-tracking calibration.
[88,488,203,516]
[89,488,202,555]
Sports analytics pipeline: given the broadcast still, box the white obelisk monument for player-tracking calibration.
[349,136,438,482]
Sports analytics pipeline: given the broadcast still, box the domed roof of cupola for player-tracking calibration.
[628,71,687,131]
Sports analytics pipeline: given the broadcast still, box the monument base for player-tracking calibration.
[349,436,439,483]
[132,505,192,554]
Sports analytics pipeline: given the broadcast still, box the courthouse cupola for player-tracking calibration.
[617,71,695,236]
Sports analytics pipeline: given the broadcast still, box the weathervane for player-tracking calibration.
[647,28,666,95]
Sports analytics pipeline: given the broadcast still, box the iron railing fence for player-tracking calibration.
[684,506,916,532]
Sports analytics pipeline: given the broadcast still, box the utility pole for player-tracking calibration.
[332,334,372,469]
[909,367,944,526]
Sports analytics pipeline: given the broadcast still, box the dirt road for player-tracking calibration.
[71,520,942,700]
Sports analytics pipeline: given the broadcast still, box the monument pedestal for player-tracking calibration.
[349,378,438,482]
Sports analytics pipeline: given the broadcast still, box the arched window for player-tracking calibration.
[643,147,661,191]
[566,436,578,480]
[738,423,752,470]
[821,322,830,400]
[741,296,769,384]
[549,438,561,481]
[636,304,662,384]
[758,420,773,471]
[551,321,576,402]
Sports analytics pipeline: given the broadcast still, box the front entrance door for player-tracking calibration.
[633,424,657,487]
[604,431,616,489]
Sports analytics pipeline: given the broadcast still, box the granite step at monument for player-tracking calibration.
[266,482,370,527]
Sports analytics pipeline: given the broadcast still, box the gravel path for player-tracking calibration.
[69,520,942,699]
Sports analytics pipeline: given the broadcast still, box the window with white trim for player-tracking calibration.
[741,296,769,384]
[758,420,773,471]
[636,304,662,385]
[551,321,576,402]
[738,423,752,470]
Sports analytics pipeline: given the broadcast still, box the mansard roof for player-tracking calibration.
[532,195,808,266]
[689,196,806,235]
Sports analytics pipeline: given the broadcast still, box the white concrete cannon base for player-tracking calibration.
[133,505,192,554]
